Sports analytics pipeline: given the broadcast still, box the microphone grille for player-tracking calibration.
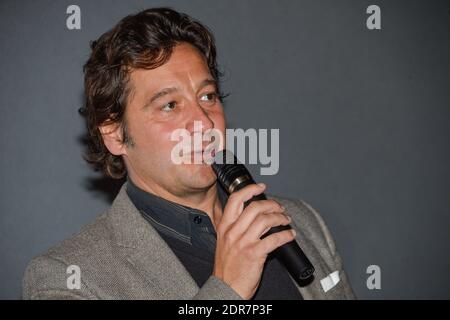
[212,149,250,191]
[214,149,237,164]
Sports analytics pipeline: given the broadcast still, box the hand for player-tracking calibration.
[212,183,296,300]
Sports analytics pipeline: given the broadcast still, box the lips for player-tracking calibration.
[187,146,216,164]
[192,145,216,154]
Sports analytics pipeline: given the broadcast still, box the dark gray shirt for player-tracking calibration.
[126,176,303,300]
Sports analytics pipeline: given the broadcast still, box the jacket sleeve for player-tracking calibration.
[192,276,244,300]
[22,255,98,300]
[23,254,244,300]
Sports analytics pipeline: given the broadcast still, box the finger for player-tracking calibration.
[241,212,292,243]
[254,229,297,256]
[230,200,286,236]
[219,183,266,229]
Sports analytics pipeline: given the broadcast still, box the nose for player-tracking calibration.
[185,103,214,134]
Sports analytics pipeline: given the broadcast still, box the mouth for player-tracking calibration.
[192,145,216,156]
[186,146,216,164]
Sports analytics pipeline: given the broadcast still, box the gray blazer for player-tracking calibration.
[23,182,355,300]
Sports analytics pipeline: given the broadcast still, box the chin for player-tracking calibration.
[182,163,217,189]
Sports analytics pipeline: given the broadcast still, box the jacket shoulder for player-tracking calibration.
[23,211,112,299]
[267,194,337,257]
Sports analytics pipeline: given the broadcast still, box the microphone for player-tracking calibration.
[212,149,315,281]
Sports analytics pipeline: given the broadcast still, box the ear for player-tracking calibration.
[98,121,127,156]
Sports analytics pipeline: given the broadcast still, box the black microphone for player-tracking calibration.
[212,149,315,281]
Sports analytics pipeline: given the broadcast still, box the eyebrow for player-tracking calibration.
[143,78,218,110]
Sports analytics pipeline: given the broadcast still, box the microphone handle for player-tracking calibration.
[236,179,315,280]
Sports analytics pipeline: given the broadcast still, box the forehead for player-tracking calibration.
[129,43,211,90]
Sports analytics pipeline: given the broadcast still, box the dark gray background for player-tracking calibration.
[1,0,449,299]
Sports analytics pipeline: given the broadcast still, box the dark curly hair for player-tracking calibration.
[79,7,226,179]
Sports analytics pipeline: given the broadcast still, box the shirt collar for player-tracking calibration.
[125,175,228,243]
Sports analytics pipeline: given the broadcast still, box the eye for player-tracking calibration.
[200,92,217,103]
[161,101,176,112]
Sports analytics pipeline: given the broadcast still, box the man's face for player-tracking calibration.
[107,42,226,196]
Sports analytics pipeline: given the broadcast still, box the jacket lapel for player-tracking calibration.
[108,182,200,299]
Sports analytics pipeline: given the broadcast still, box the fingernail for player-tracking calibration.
[280,205,286,211]
[286,214,291,222]
[291,229,296,237]
[258,183,266,188]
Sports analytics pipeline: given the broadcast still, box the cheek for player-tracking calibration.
[211,109,226,132]
[149,126,178,150]
[133,122,177,156]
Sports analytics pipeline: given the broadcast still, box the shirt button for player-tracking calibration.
[193,216,202,224]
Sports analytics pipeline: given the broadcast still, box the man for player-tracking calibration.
[23,7,355,300]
